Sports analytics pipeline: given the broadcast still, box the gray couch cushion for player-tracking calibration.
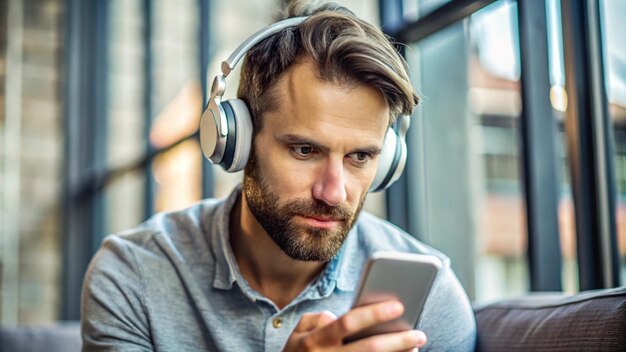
[0,322,81,352]
[474,286,626,351]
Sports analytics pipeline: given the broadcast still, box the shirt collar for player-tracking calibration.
[210,185,368,295]
[211,186,242,290]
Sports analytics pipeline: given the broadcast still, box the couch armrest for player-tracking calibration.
[474,286,626,352]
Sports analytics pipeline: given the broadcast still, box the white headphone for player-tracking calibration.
[199,16,410,192]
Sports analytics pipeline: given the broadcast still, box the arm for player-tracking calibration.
[419,264,476,351]
[81,236,153,352]
[283,300,427,352]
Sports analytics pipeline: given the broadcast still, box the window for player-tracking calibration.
[601,0,626,283]
[406,0,528,302]
[546,0,578,293]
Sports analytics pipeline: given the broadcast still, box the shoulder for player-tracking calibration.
[81,199,224,350]
[84,197,227,291]
[351,212,477,350]
[82,197,228,342]
[99,197,224,261]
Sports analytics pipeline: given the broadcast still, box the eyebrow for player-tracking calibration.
[277,133,383,155]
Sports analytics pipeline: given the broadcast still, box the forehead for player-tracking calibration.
[262,60,389,144]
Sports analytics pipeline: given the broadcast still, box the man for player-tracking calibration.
[81,2,476,351]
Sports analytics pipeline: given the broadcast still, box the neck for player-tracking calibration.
[229,192,326,309]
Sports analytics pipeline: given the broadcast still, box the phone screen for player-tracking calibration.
[343,252,440,343]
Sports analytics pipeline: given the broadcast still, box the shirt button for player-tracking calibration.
[272,317,283,329]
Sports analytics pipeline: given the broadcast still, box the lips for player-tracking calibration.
[304,215,344,222]
[296,214,345,229]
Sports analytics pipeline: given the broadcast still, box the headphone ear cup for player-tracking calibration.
[220,99,253,172]
[370,128,407,192]
[200,99,225,164]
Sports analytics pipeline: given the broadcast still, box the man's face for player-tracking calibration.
[243,60,389,262]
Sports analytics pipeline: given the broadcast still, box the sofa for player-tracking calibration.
[0,322,81,352]
[474,285,626,351]
[1,286,625,351]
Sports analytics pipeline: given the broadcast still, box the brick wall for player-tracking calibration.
[18,0,63,324]
[0,0,63,324]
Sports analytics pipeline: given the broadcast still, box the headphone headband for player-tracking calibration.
[220,16,308,77]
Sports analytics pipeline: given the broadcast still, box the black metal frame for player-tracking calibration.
[61,0,109,320]
[143,0,156,219]
[388,0,496,43]
[379,0,404,39]
[561,0,620,290]
[380,0,411,233]
[199,0,215,199]
[517,0,562,291]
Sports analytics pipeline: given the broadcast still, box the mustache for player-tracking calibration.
[284,199,353,221]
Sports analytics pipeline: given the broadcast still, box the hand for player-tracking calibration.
[283,300,427,351]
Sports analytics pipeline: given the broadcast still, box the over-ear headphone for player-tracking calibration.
[199,16,410,192]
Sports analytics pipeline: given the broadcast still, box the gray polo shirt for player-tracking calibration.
[81,186,476,351]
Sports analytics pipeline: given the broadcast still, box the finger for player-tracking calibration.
[316,300,404,342]
[344,330,426,352]
[317,311,338,327]
[293,311,338,332]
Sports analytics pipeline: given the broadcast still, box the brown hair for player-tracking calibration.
[237,2,419,131]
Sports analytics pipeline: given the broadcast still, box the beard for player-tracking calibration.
[243,153,365,262]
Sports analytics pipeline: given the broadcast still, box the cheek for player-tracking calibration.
[255,144,314,196]
[346,174,370,206]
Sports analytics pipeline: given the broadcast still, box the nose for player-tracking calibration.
[312,157,348,207]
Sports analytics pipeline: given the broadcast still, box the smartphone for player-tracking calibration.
[343,251,441,343]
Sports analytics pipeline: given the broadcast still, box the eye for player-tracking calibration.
[291,145,317,159]
[348,152,372,165]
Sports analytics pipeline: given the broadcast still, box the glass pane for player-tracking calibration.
[150,82,203,213]
[149,0,202,213]
[407,0,528,303]
[470,1,528,302]
[546,0,578,293]
[106,0,205,227]
[405,0,453,22]
[601,0,626,284]
[107,0,146,234]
